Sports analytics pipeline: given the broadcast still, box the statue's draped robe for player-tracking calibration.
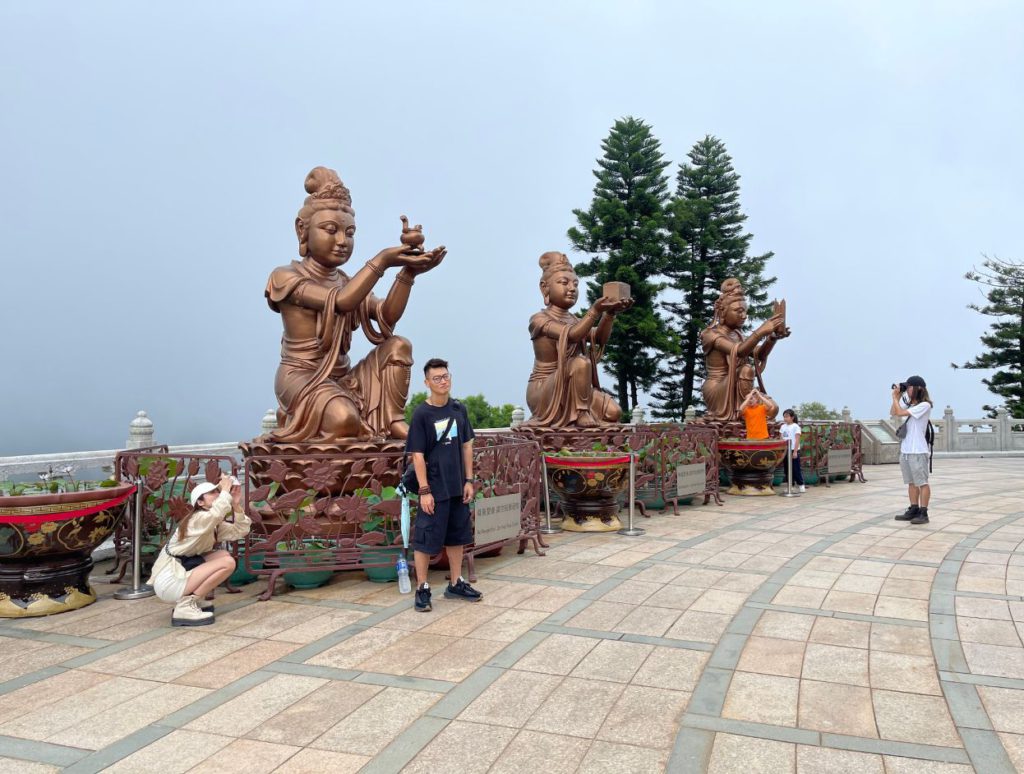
[700,325,745,422]
[266,259,408,441]
[700,325,776,423]
[525,309,604,427]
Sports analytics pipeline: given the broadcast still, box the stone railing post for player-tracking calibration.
[510,406,525,429]
[684,406,696,425]
[841,406,852,423]
[126,411,154,449]
[996,406,1010,451]
[632,405,647,425]
[943,406,956,452]
[261,409,278,435]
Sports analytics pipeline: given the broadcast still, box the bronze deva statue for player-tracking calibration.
[525,252,632,428]
[266,166,446,441]
[700,278,789,422]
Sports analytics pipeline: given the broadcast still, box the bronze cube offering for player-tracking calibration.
[603,281,631,300]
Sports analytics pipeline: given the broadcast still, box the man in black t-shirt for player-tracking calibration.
[406,358,482,612]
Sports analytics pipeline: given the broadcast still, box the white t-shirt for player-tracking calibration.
[779,423,801,453]
[899,401,932,454]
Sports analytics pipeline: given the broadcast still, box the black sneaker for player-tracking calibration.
[445,578,483,602]
[415,585,432,612]
[910,508,930,525]
[896,505,920,521]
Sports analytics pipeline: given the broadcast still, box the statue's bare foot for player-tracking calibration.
[389,420,409,439]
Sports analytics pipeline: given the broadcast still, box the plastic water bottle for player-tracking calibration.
[396,554,411,594]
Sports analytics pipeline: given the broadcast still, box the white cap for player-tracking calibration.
[190,482,218,507]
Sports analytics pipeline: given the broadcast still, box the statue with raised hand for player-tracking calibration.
[266,166,446,441]
[524,252,631,428]
[700,278,789,422]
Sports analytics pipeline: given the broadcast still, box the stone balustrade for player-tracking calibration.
[3,404,1021,480]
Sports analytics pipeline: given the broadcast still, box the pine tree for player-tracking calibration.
[649,351,688,421]
[952,256,1024,417]
[568,117,671,411]
[656,135,776,417]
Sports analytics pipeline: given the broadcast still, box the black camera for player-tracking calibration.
[891,382,908,392]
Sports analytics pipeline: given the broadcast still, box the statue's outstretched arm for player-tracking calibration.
[375,246,447,328]
[535,307,601,344]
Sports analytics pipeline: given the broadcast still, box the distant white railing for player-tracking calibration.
[4,403,1020,480]
[0,406,531,481]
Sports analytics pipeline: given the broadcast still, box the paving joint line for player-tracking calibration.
[926,511,1024,773]
[669,511,906,772]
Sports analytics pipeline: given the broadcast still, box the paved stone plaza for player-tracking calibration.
[1,458,1023,773]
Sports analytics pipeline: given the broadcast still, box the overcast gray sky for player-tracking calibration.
[2,1,1022,455]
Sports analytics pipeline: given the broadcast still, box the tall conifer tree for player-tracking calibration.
[568,117,670,411]
[953,256,1024,417]
[656,135,776,417]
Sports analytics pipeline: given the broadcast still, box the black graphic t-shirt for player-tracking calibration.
[406,400,475,500]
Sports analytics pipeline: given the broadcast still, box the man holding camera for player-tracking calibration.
[891,375,933,525]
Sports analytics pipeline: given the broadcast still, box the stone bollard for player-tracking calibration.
[126,411,154,449]
[996,406,1011,451]
[943,406,956,452]
[510,406,525,429]
[842,406,851,423]
[684,406,696,425]
[632,405,647,425]
[261,408,278,435]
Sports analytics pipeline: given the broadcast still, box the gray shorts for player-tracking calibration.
[900,453,929,486]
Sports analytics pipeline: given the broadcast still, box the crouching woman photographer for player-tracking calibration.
[149,474,251,626]
[891,375,933,525]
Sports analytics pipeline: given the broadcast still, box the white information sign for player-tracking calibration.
[676,462,707,497]
[473,493,522,545]
[827,448,852,475]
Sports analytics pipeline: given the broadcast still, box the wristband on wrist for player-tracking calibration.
[464,477,473,484]
[419,486,432,496]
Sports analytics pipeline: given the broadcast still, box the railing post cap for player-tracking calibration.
[129,411,153,429]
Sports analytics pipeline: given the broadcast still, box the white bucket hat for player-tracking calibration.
[189,482,219,508]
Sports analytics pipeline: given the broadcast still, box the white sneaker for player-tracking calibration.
[172,595,214,627]
[799,485,806,492]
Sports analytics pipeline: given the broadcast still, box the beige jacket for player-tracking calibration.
[148,491,252,584]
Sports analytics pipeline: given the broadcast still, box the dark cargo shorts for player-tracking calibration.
[413,496,473,555]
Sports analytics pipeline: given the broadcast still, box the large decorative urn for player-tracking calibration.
[718,438,787,496]
[544,454,630,532]
[0,483,136,617]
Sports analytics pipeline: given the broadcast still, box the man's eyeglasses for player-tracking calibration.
[429,373,452,384]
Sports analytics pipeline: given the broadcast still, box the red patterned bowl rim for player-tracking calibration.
[0,483,136,527]
[544,455,631,468]
[718,438,788,451]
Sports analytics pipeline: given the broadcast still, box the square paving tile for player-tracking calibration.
[577,740,668,772]
[799,680,877,737]
[722,672,799,727]
[512,633,598,675]
[460,670,563,728]
[569,640,653,683]
[736,635,806,678]
[487,730,591,774]
[802,643,869,686]
[403,720,516,774]
[872,690,962,747]
[708,732,795,773]
[525,677,625,739]
[596,685,690,748]
[751,611,815,641]
[796,744,883,773]
[808,617,871,649]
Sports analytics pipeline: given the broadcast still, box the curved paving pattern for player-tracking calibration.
[0,458,1021,773]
